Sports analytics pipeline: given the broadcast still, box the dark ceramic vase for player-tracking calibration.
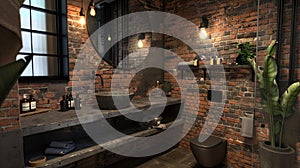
[259,141,295,168]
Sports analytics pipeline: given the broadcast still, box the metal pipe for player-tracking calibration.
[95,74,104,86]
[276,0,284,85]
[289,0,298,84]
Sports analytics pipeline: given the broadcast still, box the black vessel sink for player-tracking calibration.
[95,92,134,110]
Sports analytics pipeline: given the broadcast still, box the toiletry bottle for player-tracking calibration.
[213,56,217,65]
[60,95,68,111]
[67,92,74,109]
[74,94,81,110]
[210,57,214,65]
[216,56,220,65]
[29,94,36,111]
[20,94,30,113]
[193,57,198,67]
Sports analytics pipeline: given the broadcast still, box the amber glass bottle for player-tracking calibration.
[29,95,36,111]
[20,94,30,113]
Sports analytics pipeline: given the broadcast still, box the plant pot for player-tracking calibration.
[259,141,295,168]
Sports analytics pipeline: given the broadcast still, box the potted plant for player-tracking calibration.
[162,81,172,97]
[0,55,32,106]
[236,42,256,65]
[248,40,300,168]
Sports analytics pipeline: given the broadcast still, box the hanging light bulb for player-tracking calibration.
[79,1,85,25]
[137,33,145,48]
[107,34,112,42]
[138,39,144,48]
[89,0,96,16]
[199,28,208,40]
[199,16,209,39]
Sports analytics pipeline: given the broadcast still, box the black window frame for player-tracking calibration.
[18,0,69,83]
[97,0,129,69]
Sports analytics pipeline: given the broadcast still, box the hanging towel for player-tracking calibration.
[241,117,253,138]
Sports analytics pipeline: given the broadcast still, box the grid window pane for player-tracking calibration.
[32,33,57,55]
[19,0,68,80]
[33,56,58,76]
[23,0,30,5]
[20,31,32,53]
[17,54,33,76]
[31,0,57,11]
[20,8,30,29]
[31,10,57,33]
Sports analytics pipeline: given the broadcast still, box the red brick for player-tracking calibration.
[1,100,11,108]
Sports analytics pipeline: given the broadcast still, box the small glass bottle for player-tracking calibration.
[193,57,198,67]
[74,94,81,110]
[29,94,36,112]
[213,56,217,65]
[67,92,74,109]
[20,94,30,113]
[60,95,68,112]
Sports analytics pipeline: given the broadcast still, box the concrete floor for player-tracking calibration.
[107,148,226,168]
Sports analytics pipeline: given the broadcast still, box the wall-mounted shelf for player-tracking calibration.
[21,97,182,137]
[177,62,253,80]
[22,97,183,167]
[24,120,184,168]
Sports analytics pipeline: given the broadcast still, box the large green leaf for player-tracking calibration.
[262,56,279,102]
[274,120,281,135]
[280,82,300,118]
[266,40,277,57]
[0,55,32,106]
[263,56,278,84]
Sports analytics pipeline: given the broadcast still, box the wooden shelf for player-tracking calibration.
[177,62,253,80]
[21,97,182,137]
[20,108,51,117]
[24,120,184,168]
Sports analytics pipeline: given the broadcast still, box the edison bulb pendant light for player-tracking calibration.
[138,39,143,48]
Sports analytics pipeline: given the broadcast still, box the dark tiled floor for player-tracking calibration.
[107,148,226,168]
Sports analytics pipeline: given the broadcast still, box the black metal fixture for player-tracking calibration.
[199,16,209,39]
[89,0,96,16]
[199,16,208,29]
[137,33,145,48]
[79,0,85,25]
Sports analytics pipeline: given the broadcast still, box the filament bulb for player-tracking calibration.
[90,7,96,16]
[138,39,143,48]
[199,28,208,39]
[79,16,85,25]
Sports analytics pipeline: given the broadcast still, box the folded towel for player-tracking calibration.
[49,141,75,149]
[241,117,253,138]
[45,145,75,155]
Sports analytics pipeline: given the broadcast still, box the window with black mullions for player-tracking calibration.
[18,0,68,82]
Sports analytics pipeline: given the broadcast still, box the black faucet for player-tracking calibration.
[95,74,104,86]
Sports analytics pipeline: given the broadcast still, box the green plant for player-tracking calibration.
[0,56,32,106]
[162,81,172,95]
[248,40,300,148]
[236,42,256,65]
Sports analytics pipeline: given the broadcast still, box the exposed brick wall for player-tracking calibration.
[4,0,297,167]
[162,0,298,167]
[0,83,20,132]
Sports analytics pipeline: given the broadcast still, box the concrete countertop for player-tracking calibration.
[21,97,182,136]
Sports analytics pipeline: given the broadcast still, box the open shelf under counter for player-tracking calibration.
[24,119,184,168]
[21,97,183,137]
